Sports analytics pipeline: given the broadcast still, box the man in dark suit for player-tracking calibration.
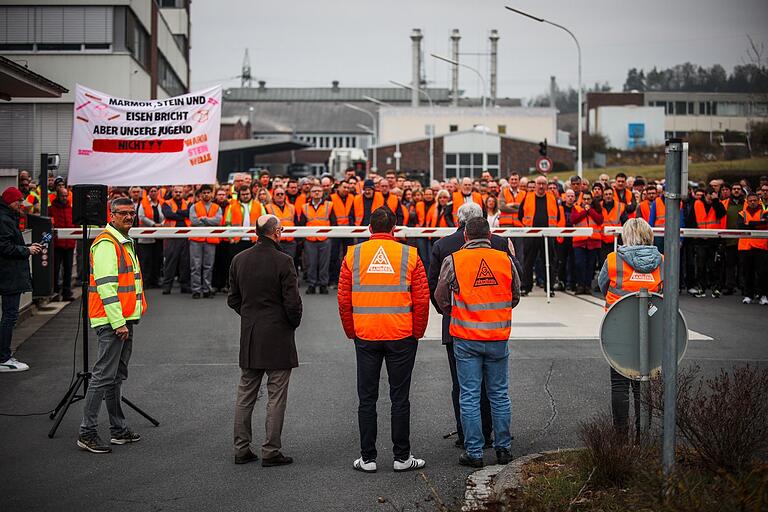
[428,202,522,450]
[228,214,303,467]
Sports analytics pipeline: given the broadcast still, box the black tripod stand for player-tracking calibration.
[48,224,159,438]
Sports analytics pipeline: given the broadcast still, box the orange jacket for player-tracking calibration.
[637,198,666,227]
[737,208,768,250]
[302,200,333,242]
[337,233,430,341]
[601,201,625,243]
[353,192,384,226]
[190,202,221,244]
[452,191,483,209]
[449,247,513,341]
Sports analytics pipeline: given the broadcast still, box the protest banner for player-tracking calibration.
[67,84,221,186]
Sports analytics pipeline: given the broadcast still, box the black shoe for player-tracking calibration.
[458,451,483,468]
[496,448,512,465]
[62,295,75,302]
[234,450,259,465]
[553,281,564,291]
[549,291,556,297]
[207,291,216,298]
[180,288,192,294]
[262,452,293,467]
[520,290,530,297]
[319,286,329,295]
[454,438,465,449]
[192,293,201,299]
[162,289,171,295]
[306,286,316,295]
[110,429,141,445]
[202,292,211,298]
[484,438,494,449]
[77,434,112,454]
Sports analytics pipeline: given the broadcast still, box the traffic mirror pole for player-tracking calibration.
[637,287,650,434]
[662,139,684,480]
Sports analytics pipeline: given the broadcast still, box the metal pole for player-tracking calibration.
[662,139,683,477]
[40,153,48,218]
[344,103,377,172]
[544,235,551,304]
[638,288,650,433]
[390,81,434,184]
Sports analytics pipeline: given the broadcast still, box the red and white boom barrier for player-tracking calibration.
[604,227,768,239]
[53,226,596,240]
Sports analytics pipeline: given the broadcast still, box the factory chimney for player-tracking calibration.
[450,29,461,106]
[411,29,423,107]
[549,76,557,109]
[489,30,499,106]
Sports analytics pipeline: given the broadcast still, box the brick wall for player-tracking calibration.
[501,138,574,175]
[375,138,443,179]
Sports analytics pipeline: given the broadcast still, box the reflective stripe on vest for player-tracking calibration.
[738,209,768,250]
[573,206,603,243]
[498,188,525,227]
[605,252,663,309]
[694,200,719,229]
[449,247,513,341]
[88,230,146,321]
[190,202,220,244]
[163,199,191,227]
[601,202,625,243]
[348,239,416,340]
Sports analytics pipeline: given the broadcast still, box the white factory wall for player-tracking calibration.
[591,106,665,150]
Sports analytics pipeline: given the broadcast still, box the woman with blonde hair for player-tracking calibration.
[598,217,663,436]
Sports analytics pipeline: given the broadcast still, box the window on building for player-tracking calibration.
[159,0,186,7]
[126,10,150,70]
[688,102,694,115]
[667,102,674,115]
[497,125,506,134]
[717,102,746,116]
[699,102,706,115]
[158,52,185,96]
[444,153,499,179]
[675,101,687,116]
[449,124,458,132]
[0,5,114,52]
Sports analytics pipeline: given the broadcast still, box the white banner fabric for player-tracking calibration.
[67,84,221,186]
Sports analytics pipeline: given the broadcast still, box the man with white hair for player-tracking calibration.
[428,202,522,451]
[228,214,302,467]
[453,177,483,208]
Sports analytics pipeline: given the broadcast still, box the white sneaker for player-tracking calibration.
[742,296,753,304]
[0,357,30,372]
[353,457,377,473]
[760,296,768,306]
[393,454,426,472]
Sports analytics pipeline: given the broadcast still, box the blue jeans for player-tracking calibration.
[1,293,22,362]
[573,247,598,287]
[453,339,512,459]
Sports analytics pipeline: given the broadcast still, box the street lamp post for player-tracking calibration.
[343,103,377,171]
[390,80,435,185]
[505,6,583,177]
[431,53,489,176]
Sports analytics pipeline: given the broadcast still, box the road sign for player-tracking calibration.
[535,156,553,174]
[599,291,688,380]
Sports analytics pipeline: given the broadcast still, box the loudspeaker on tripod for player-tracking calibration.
[72,184,108,226]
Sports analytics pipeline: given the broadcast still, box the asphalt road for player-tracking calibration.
[1,287,766,511]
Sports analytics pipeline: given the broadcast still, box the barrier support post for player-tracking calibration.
[662,139,684,480]
[544,234,551,304]
[637,287,650,434]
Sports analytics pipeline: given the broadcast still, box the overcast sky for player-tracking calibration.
[190,0,768,101]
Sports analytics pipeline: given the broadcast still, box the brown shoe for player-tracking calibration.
[234,450,259,465]
[262,452,293,467]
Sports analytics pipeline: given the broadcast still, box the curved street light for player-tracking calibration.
[505,5,583,177]
[344,103,377,170]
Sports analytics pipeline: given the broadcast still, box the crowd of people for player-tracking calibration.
[10,166,768,307]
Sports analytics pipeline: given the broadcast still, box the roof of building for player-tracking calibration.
[224,86,454,103]
[220,115,249,125]
[375,128,575,151]
[0,56,68,100]
[222,101,375,134]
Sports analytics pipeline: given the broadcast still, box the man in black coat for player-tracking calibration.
[1,187,43,372]
[428,202,522,449]
[228,214,303,467]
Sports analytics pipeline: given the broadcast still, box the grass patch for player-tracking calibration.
[571,157,768,183]
[503,450,768,512]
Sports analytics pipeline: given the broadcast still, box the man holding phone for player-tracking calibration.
[1,187,43,372]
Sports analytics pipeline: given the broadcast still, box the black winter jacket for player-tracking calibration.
[0,202,32,295]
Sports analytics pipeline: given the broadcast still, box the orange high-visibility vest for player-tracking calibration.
[138,197,163,227]
[267,202,295,242]
[330,193,353,226]
[381,194,400,218]
[604,252,663,310]
[573,205,603,243]
[737,209,768,251]
[614,188,633,205]
[190,202,221,244]
[353,192,384,226]
[693,200,719,229]
[415,201,433,226]
[638,198,666,227]
[452,191,483,208]
[346,238,419,341]
[449,247,513,341]
[520,192,559,227]
[601,202,625,243]
[293,192,309,212]
[163,199,191,227]
[224,199,262,242]
[426,203,452,227]
[303,200,332,242]
[88,230,147,321]
[498,187,526,227]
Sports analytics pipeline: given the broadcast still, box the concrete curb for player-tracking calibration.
[463,448,582,511]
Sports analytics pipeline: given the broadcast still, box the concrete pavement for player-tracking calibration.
[0,287,765,511]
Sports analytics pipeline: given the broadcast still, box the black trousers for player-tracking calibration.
[53,247,74,298]
[329,238,352,285]
[610,367,640,436]
[522,238,556,292]
[556,239,575,287]
[446,342,492,444]
[694,242,718,290]
[355,337,417,461]
[212,241,231,290]
[137,241,163,288]
[740,249,768,297]
[720,243,739,291]
[162,239,190,292]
